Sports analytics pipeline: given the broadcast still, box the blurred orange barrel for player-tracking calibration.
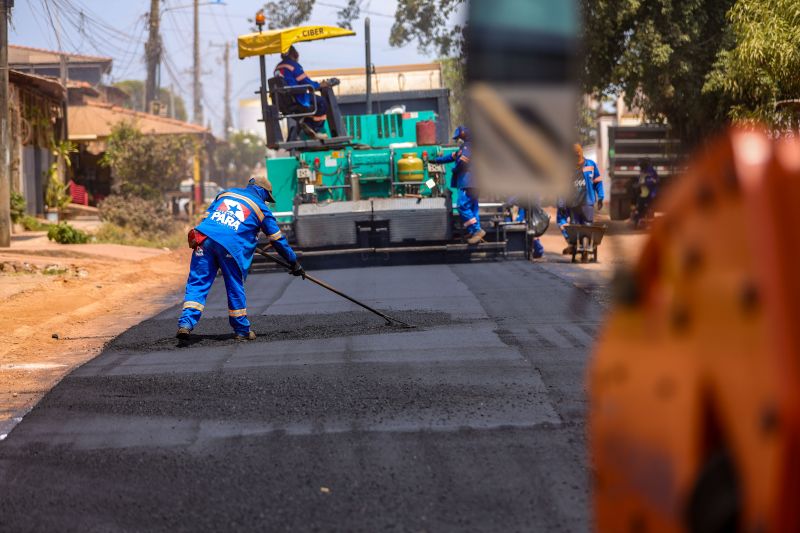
[415,120,437,146]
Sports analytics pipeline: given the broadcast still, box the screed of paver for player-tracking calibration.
[0,262,593,532]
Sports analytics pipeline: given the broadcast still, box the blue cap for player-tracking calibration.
[452,125,469,141]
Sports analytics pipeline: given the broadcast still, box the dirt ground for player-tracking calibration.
[0,234,190,437]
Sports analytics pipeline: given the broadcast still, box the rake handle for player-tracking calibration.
[254,247,413,327]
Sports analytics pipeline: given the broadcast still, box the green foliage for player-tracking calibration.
[10,191,25,223]
[390,0,466,57]
[257,1,315,29]
[703,0,800,128]
[439,57,466,128]
[47,222,89,245]
[99,194,178,237]
[216,131,266,184]
[100,122,195,199]
[577,102,597,146]
[160,87,188,122]
[581,0,735,145]
[21,215,48,231]
[113,80,188,121]
[256,0,466,56]
[44,140,78,209]
[45,170,71,210]
[114,80,145,111]
[94,222,186,249]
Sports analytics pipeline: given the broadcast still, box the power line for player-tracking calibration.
[316,1,394,19]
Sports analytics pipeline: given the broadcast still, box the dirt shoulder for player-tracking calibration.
[0,237,190,438]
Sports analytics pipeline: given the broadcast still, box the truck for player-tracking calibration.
[608,125,687,221]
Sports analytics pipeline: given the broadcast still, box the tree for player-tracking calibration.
[439,57,466,127]
[113,80,188,121]
[114,80,145,112]
[389,0,465,57]
[581,0,736,145]
[256,0,466,56]
[100,122,195,199]
[215,131,266,187]
[703,0,800,129]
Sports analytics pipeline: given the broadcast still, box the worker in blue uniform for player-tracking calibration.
[176,176,304,342]
[562,144,605,254]
[631,157,659,228]
[274,46,330,139]
[431,126,486,244]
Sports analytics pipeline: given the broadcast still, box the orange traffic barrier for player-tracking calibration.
[590,129,800,533]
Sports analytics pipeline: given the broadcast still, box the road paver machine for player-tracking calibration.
[237,22,538,268]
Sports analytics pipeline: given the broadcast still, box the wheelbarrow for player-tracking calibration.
[563,224,607,263]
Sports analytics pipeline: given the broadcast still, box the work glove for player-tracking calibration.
[289,261,306,279]
[596,199,604,211]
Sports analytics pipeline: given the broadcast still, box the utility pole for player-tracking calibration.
[365,17,372,115]
[211,41,232,139]
[169,83,176,119]
[0,0,13,247]
[144,0,162,113]
[223,41,231,139]
[192,0,203,125]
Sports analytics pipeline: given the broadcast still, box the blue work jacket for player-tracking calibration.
[274,58,319,107]
[195,185,297,274]
[432,143,472,189]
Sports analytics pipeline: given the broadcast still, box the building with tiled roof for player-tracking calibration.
[69,99,209,151]
[9,44,112,86]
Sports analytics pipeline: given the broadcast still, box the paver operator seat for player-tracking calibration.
[265,76,351,151]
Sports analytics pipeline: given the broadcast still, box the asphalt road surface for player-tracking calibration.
[0,261,604,532]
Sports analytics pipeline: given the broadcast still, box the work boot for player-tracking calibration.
[175,327,191,341]
[234,331,257,342]
[466,229,486,244]
[562,245,575,255]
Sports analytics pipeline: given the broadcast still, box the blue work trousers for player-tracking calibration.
[178,238,250,335]
[571,205,594,225]
[457,188,481,235]
[557,207,571,239]
[533,238,544,257]
[558,205,594,240]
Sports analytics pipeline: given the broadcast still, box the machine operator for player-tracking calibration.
[177,176,305,342]
[274,45,331,139]
[431,126,486,244]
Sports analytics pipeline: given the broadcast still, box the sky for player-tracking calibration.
[10,0,440,137]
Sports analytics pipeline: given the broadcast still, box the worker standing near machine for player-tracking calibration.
[432,126,486,244]
[176,176,305,342]
[571,143,605,224]
[274,45,330,138]
[560,144,604,254]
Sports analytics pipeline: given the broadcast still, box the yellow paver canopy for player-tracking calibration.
[238,26,356,59]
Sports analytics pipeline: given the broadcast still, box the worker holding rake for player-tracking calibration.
[176,176,304,342]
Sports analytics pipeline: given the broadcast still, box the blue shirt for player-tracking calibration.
[196,185,297,274]
[579,158,604,205]
[432,143,472,188]
[274,58,319,108]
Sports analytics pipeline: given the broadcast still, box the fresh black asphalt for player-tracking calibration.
[0,262,603,532]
